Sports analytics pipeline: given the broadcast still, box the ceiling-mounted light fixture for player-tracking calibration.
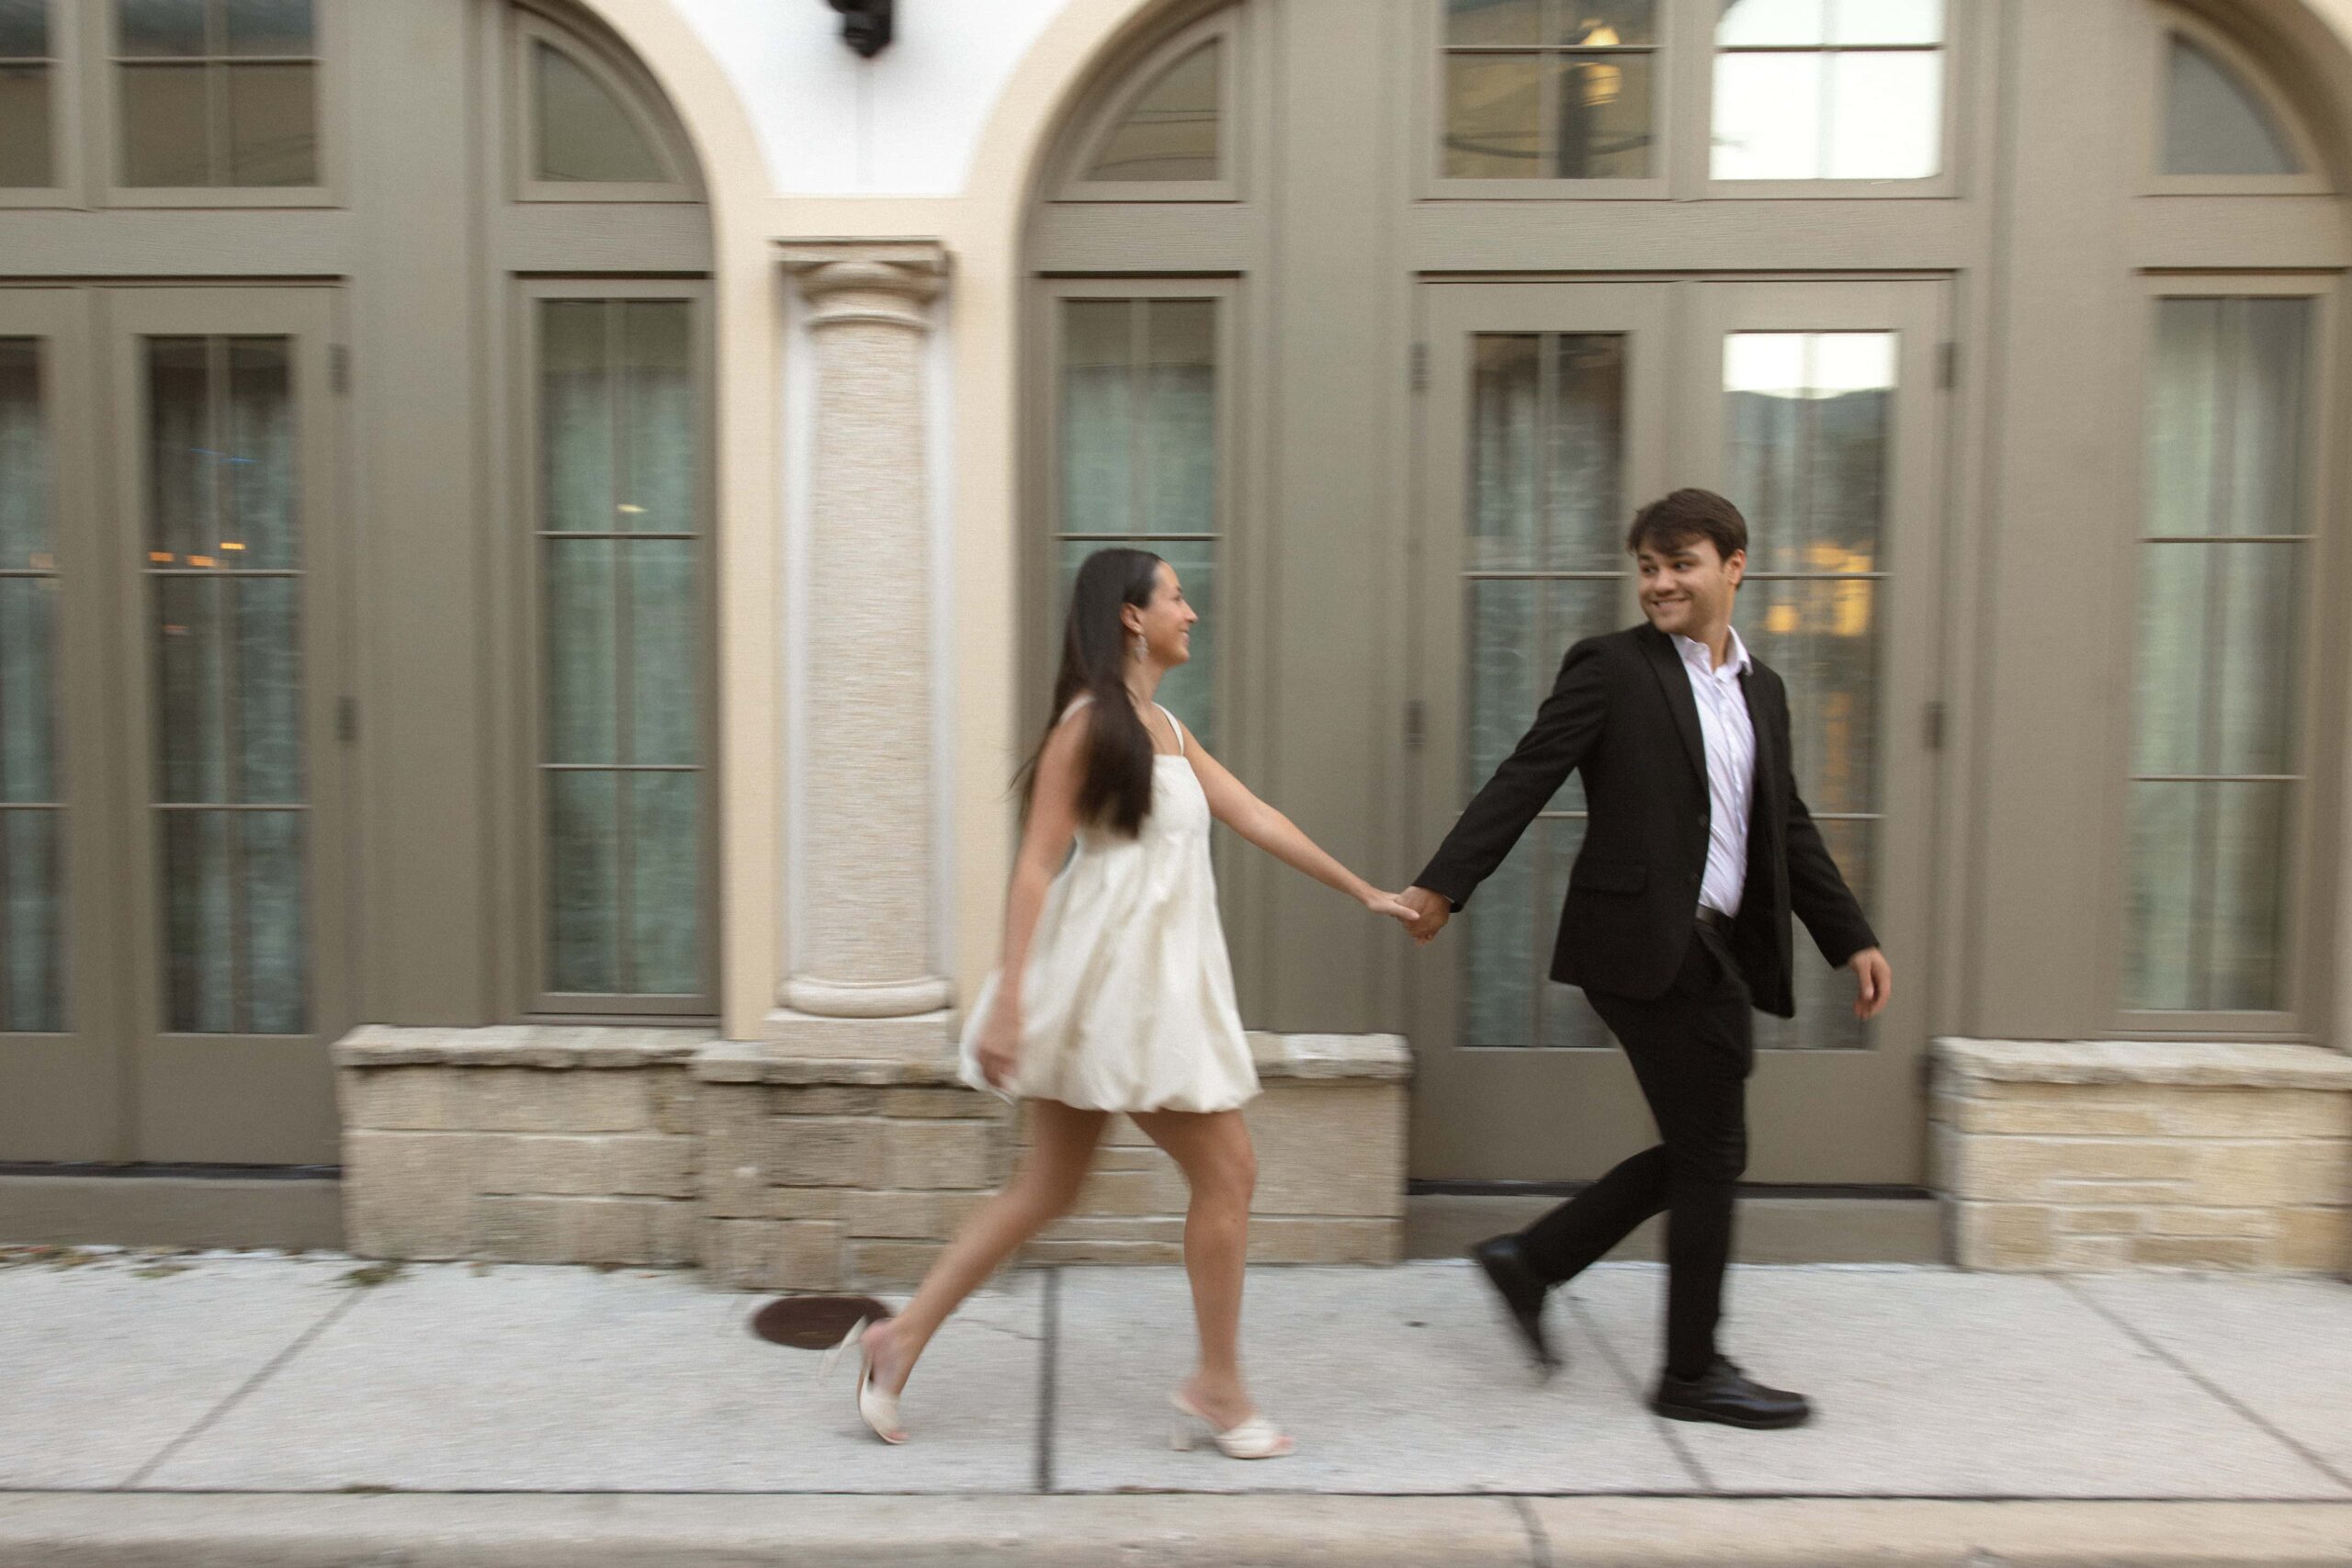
[826,0,893,59]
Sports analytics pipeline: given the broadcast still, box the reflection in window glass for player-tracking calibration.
[2163,34,2298,176]
[536,299,707,999]
[1444,0,1656,179]
[1724,331,1895,1050]
[1460,333,1625,1049]
[0,0,51,187]
[0,338,64,1032]
[2127,298,2312,1013]
[1055,298,1220,751]
[1713,0,1942,180]
[1084,39,1220,183]
[116,0,318,186]
[534,39,668,185]
[143,336,309,1035]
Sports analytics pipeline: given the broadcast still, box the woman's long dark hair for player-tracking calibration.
[1016,547,1163,837]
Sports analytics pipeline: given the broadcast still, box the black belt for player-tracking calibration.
[1694,905,1732,932]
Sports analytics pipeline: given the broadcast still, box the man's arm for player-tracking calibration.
[1410,637,1610,923]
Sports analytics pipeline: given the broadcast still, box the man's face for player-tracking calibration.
[1635,535,1745,640]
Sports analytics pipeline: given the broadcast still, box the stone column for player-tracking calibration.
[777,243,952,1029]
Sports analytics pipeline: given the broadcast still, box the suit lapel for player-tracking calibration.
[1638,624,1707,788]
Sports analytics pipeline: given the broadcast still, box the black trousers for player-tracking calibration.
[1517,923,1753,1381]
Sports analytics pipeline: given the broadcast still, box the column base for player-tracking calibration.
[780,976,954,1019]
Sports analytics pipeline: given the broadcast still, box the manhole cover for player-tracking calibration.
[750,1293,893,1349]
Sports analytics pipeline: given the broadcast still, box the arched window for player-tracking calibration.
[1057,7,1240,200]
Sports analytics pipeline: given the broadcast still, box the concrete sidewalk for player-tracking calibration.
[3,1249,2350,1564]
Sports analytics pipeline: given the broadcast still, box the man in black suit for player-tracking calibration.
[1398,488,1890,1430]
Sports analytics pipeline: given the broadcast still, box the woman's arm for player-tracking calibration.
[1179,721,1415,920]
[975,711,1088,1085]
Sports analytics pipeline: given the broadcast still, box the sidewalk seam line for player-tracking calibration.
[1511,1494,1555,1568]
[122,1284,365,1489]
[2059,1277,2352,1495]
[1035,1266,1059,1495]
[1566,1291,1717,1494]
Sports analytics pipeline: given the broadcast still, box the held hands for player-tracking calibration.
[1362,887,1423,927]
[1398,886,1451,945]
[1847,947,1893,1021]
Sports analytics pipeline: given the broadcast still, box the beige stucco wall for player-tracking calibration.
[573,0,2352,1046]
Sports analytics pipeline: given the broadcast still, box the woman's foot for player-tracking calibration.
[1170,1374,1293,1459]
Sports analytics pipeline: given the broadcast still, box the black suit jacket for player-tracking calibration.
[1416,622,1878,1019]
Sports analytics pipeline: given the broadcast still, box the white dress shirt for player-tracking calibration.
[1675,627,1757,919]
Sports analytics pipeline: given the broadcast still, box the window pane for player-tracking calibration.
[540,299,613,533]
[1084,39,1219,182]
[147,336,212,560]
[1716,0,1825,48]
[627,770,699,995]
[2126,781,2289,1011]
[618,300,693,533]
[1445,52,1542,177]
[624,538,696,766]
[1827,0,1940,46]
[1469,332,1627,573]
[119,62,210,185]
[0,66,51,187]
[1725,332,1894,578]
[1468,334,1540,570]
[225,336,298,568]
[2165,34,2297,176]
[155,575,226,804]
[1554,52,1651,177]
[548,768,618,992]
[1468,580,1614,809]
[1744,577,1880,814]
[1143,299,1216,536]
[1448,0,1542,47]
[235,576,303,804]
[0,0,49,56]
[1711,51,1820,178]
[1555,1,1655,48]
[2132,542,2299,781]
[1059,299,1136,535]
[534,39,666,184]
[226,61,315,184]
[1824,51,1940,179]
[243,807,305,1032]
[223,0,310,56]
[0,578,55,803]
[544,536,616,764]
[162,808,233,1032]
[119,0,206,57]
[3,809,63,1032]
[0,339,51,570]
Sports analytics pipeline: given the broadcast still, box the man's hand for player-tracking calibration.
[1400,886,1452,945]
[1847,947,1892,1021]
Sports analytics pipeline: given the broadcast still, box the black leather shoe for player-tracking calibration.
[1469,1235,1558,1377]
[1651,1358,1811,1429]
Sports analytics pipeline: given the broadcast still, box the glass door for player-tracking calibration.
[1409,277,1943,1184]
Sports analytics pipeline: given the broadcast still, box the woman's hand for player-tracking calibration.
[1362,888,1421,925]
[975,1000,1022,1090]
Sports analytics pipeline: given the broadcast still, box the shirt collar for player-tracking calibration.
[1674,626,1751,682]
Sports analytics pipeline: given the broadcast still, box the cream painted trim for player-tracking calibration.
[572,0,779,1043]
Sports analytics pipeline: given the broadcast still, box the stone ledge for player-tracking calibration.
[700,1032,1413,1088]
[1249,1032,1414,1083]
[334,1026,711,1071]
[1936,1037,2352,1091]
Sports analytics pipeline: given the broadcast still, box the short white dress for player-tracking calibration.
[957,700,1259,1114]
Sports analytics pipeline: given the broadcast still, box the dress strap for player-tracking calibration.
[1156,703,1185,757]
[1057,693,1094,725]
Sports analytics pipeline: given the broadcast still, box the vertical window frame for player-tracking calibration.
[92,0,341,209]
[512,277,718,1021]
[2138,6,2333,198]
[2110,272,2339,1041]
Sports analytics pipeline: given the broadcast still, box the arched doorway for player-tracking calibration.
[0,0,717,1194]
[1021,0,2352,1196]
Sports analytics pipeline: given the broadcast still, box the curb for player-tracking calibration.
[4,1495,2352,1567]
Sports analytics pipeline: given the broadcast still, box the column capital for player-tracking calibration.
[779,241,948,329]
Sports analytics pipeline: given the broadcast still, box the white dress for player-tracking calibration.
[957,701,1259,1114]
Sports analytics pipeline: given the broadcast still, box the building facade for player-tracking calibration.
[2,0,2350,1279]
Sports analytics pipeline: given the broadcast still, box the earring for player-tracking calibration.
[1132,634,1147,661]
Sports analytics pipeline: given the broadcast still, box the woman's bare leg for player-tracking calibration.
[862,1100,1106,1396]
[1129,1107,1261,1430]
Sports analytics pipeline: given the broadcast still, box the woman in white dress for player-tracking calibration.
[841,547,1417,1458]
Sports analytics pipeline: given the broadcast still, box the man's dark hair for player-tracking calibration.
[1625,488,1748,563]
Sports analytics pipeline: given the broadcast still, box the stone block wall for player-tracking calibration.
[1934,1038,2352,1273]
[337,1026,1410,1288]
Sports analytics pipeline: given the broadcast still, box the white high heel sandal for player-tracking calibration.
[818,1317,905,1445]
[1167,1391,1295,1460]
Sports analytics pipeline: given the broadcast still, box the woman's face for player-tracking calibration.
[1128,560,1197,667]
